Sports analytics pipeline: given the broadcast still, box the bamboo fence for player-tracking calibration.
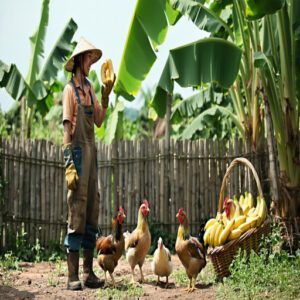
[0,137,268,250]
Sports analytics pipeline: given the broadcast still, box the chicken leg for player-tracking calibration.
[138,265,145,283]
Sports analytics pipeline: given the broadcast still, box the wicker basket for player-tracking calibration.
[208,157,271,279]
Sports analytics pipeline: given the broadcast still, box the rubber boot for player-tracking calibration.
[67,251,82,290]
[82,249,103,288]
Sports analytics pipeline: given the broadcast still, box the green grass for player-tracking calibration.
[95,280,144,300]
[216,224,300,300]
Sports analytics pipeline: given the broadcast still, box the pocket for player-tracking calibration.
[72,146,82,176]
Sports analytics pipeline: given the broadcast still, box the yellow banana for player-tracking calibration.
[101,61,107,83]
[213,222,224,247]
[246,192,254,208]
[203,225,213,245]
[101,59,114,84]
[107,59,114,81]
[247,207,256,217]
[204,218,217,231]
[238,220,253,233]
[233,215,246,229]
[227,228,243,241]
[246,215,261,228]
[242,205,250,216]
[257,197,267,226]
[208,222,220,247]
[219,219,235,245]
[239,194,245,207]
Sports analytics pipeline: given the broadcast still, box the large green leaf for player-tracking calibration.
[0,60,35,101]
[152,37,242,117]
[26,0,50,85]
[171,0,233,37]
[104,101,125,144]
[180,105,243,139]
[39,18,77,85]
[114,0,180,100]
[171,88,222,122]
[245,0,284,20]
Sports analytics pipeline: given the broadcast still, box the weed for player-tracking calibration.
[0,251,20,286]
[47,258,66,287]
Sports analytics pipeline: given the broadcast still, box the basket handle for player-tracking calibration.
[218,157,263,213]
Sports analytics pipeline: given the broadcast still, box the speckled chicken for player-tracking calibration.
[124,199,151,283]
[151,237,173,287]
[96,207,126,287]
[175,208,206,292]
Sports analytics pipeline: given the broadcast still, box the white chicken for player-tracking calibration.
[151,237,173,287]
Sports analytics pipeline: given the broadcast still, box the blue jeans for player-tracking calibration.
[64,223,97,251]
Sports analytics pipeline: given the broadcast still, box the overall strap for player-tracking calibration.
[85,79,94,106]
[70,78,81,104]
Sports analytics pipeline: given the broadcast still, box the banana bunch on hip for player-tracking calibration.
[203,193,267,248]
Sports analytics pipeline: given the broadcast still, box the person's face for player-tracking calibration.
[82,51,93,76]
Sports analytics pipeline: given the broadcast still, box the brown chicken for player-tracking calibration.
[124,199,151,283]
[96,207,126,287]
[175,208,206,292]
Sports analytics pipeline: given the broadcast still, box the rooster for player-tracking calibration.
[124,199,151,283]
[175,208,206,292]
[151,237,173,287]
[96,207,126,287]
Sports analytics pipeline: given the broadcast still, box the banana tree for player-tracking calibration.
[171,88,242,139]
[172,0,300,246]
[0,0,77,138]
[114,0,180,101]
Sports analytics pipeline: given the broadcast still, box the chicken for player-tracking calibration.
[151,237,173,287]
[96,207,126,287]
[175,208,206,292]
[124,199,151,283]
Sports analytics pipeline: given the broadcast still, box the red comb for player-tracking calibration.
[119,207,125,214]
[178,208,184,214]
[143,199,149,207]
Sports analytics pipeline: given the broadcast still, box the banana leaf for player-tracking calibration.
[27,0,50,85]
[171,88,223,123]
[0,60,35,101]
[245,0,284,20]
[180,105,243,139]
[152,37,242,117]
[171,0,233,37]
[114,0,180,100]
[39,18,77,84]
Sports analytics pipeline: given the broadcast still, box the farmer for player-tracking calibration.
[62,37,115,290]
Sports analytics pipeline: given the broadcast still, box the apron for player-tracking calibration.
[66,78,100,235]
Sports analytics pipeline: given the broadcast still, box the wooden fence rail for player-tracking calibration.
[0,137,269,250]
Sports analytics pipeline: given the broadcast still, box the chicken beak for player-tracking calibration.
[176,213,179,218]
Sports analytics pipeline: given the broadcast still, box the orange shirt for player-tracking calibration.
[62,78,105,135]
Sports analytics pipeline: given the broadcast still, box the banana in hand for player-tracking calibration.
[101,59,114,85]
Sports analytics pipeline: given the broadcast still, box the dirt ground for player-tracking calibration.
[0,255,217,300]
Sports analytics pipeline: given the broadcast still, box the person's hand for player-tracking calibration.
[101,74,116,108]
[65,163,79,190]
[63,143,79,190]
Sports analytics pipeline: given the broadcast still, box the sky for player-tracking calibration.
[0,0,207,112]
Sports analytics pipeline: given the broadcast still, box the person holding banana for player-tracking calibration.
[62,37,115,291]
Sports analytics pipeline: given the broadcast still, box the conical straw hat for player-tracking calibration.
[64,37,102,72]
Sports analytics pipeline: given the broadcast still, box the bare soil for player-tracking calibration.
[0,255,217,300]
